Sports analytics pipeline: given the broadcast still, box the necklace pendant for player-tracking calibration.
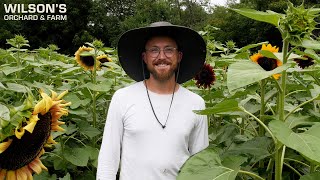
[162,125,166,129]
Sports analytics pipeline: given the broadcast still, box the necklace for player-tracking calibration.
[144,80,176,129]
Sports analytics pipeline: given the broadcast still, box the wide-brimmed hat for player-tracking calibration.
[117,21,206,84]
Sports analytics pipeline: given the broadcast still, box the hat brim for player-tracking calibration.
[118,24,206,84]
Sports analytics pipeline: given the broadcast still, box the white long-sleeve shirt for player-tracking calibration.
[97,81,208,180]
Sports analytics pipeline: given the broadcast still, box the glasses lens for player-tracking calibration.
[146,47,177,58]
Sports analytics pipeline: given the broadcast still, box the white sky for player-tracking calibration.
[209,0,228,6]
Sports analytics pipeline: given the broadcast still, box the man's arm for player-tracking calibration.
[97,92,124,180]
[188,100,209,155]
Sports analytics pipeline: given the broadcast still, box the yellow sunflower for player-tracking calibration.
[250,44,283,79]
[96,54,113,69]
[75,46,101,71]
[0,90,71,180]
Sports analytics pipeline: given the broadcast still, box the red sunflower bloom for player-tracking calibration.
[194,63,216,89]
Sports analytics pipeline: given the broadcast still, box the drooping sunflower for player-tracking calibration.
[194,63,216,89]
[96,54,112,68]
[294,55,315,69]
[75,46,101,71]
[0,90,70,180]
[250,44,283,79]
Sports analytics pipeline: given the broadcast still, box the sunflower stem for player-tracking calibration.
[284,95,319,121]
[241,108,276,144]
[91,49,98,148]
[16,44,21,79]
[275,39,289,180]
[259,79,266,168]
[238,170,264,180]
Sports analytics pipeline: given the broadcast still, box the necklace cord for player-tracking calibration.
[141,60,180,129]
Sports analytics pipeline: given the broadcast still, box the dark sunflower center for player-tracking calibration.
[257,57,278,71]
[80,56,95,67]
[0,113,51,170]
[99,58,109,63]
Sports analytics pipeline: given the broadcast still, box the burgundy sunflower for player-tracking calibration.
[194,63,216,89]
[250,44,283,80]
[294,55,315,69]
[0,90,70,180]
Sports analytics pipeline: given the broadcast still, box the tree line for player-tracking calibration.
[0,0,318,55]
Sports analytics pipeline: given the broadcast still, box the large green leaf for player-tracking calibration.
[232,9,283,26]
[63,147,90,166]
[235,42,268,53]
[227,61,292,91]
[177,148,239,180]
[6,83,30,93]
[194,99,241,115]
[269,120,320,163]
[285,115,316,129]
[223,137,272,164]
[301,39,320,50]
[1,67,25,75]
[300,172,320,180]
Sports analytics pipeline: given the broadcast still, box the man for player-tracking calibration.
[97,21,208,180]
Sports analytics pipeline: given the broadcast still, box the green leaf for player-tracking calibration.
[285,115,316,129]
[6,83,29,93]
[60,67,81,75]
[310,84,320,100]
[235,42,268,53]
[223,137,272,164]
[194,99,241,115]
[301,39,320,50]
[300,172,320,180]
[0,82,6,89]
[231,9,283,26]
[259,50,279,60]
[269,120,320,163]
[1,67,25,75]
[177,148,238,180]
[63,147,89,166]
[77,121,101,138]
[227,61,292,91]
[80,82,112,92]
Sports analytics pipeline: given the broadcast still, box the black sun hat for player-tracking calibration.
[117,21,206,84]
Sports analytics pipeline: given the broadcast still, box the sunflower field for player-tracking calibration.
[0,2,320,180]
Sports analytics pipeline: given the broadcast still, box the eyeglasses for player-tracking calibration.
[145,47,178,58]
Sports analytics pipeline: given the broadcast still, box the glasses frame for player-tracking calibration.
[145,46,178,58]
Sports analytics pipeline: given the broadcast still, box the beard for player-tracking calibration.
[146,59,179,82]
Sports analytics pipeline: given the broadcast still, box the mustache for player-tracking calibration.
[153,60,172,65]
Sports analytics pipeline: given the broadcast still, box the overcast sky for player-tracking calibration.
[209,0,228,6]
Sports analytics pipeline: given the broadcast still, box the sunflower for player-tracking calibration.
[194,63,216,89]
[294,55,315,69]
[0,90,70,180]
[250,44,283,79]
[96,54,112,68]
[75,46,101,71]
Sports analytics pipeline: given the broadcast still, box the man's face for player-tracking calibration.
[143,36,182,82]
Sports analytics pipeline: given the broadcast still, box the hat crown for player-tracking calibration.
[149,21,173,27]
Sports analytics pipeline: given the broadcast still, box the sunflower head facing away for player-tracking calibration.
[250,44,283,80]
[294,55,315,69]
[96,54,113,68]
[0,90,71,180]
[75,46,101,71]
[194,63,216,89]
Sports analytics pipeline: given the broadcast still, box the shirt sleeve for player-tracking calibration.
[97,92,124,180]
[188,99,209,155]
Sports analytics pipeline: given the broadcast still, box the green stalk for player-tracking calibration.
[284,95,319,121]
[275,39,289,180]
[310,163,316,173]
[238,170,265,180]
[259,79,266,137]
[283,162,302,177]
[16,44,21,79]
[241,108,277,144]
[92,50,97,129]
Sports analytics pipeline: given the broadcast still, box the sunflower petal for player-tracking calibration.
[15,127,25,139]
[0,169,6,179]
[6,170,16,180]
[56,90,68,100]
[15,168,27,180]
[23,121,37,133]
[0,139,12,154]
